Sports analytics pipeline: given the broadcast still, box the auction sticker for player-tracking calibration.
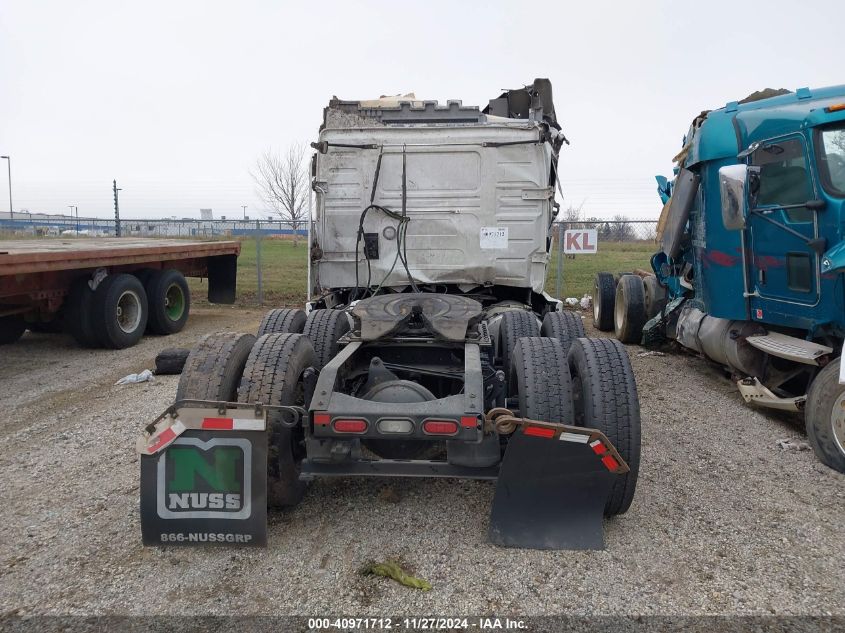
[140,431,267,546]
[480,226,508,249]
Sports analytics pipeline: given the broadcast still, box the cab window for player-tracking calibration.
[752,138,814,222]
[817,124,845,197]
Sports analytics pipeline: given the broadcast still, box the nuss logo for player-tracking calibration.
[156,437,252,520]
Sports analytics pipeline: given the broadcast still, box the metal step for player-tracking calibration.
[737,377,806,412]
[746,332,832,365]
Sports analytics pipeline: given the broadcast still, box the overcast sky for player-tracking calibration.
[1,0,842,221]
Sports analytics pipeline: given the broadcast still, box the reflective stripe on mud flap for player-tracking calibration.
[201,417,265,431]
[519,425,627,474]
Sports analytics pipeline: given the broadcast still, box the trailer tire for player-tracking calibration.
[643,275,667,319]
[592,272,616,331]
[258,308,306,337]
[568,337,640,516]
[154,347,191,375]
[805,359,845,473]
[238,333,317,508]
[540,311,585,354]
[614,274,646,344]
[92,274,149,349]
[65,277,100,348]
[0,315,26,345]
[176,332,256,401]
[145,269,191,335]
[303,309,350,369]
[510,337,574,423]
[499,310,540,384]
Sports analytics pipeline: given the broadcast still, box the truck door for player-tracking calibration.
[747,135,820,307]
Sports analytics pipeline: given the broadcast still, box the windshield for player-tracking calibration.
[818,124,845,196]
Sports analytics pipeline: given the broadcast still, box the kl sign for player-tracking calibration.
[563,229,598,255]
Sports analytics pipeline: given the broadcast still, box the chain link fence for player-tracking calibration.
[1,215,658,306]
[0,215,303,238]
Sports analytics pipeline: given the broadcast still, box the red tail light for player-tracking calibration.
[313,412,331,426]
[333,419,368,433]
[422,419,458,435]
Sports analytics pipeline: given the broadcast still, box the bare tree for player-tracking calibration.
[252,144,309,245]
[610,214,635,241]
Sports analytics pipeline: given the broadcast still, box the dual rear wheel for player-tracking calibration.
[64,269,189,348]
[509,334,641,516]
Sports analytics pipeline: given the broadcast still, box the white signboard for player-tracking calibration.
[480,226,508,250]
[563,229,598,255]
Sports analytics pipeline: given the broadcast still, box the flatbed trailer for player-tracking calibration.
[0,238,240,348]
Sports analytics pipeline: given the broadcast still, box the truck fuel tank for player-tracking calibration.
[676,305,766,377]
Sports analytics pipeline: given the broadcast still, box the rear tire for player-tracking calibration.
[92,274,149,349]
[303,309,350,369]
[65,277,99,347]
[540,311,585,354]
[614,274,646,344]
[176,332,255,401]
[568,337,640,516]
[510,337,574,423]
[0,315,26,345]
[145,269,191,335]
[592,272,616,331]
[499,310,540,384]
[238,333,317,508]
[805,360,845,473]
[258,308,306,337]
[643,275,667,319]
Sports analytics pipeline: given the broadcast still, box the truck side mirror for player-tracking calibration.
[719,164,749,230]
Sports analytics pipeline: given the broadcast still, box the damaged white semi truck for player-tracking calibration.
[137,79,642,550]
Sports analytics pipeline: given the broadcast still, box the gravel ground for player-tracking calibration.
[0,308,843,617]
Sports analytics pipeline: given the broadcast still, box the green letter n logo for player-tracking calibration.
[167,446,242,493]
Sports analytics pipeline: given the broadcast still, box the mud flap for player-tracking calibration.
[140,427,267,546]
[489,430,615,550]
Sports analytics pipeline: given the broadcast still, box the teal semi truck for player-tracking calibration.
[593,85,845,473]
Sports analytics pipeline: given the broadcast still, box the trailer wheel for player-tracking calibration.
[303,309,350,369]
[614,274,646,344]
[176,331,255,401]
[510,337,574,423]
[238,333,317,508]
[642,275,667,319]
[92,274,149,349]
[540,311,585,354]
[499,310,540,383]
[568,337,640,516]
[0,315,26,345]
[65,277,99,347]
[145,269,191,335]
[258,308,306,337]
[805,359,845,473]
[592,272,616,331]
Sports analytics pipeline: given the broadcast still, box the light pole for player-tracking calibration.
[242,205,247,220]
[1,156,12,221]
